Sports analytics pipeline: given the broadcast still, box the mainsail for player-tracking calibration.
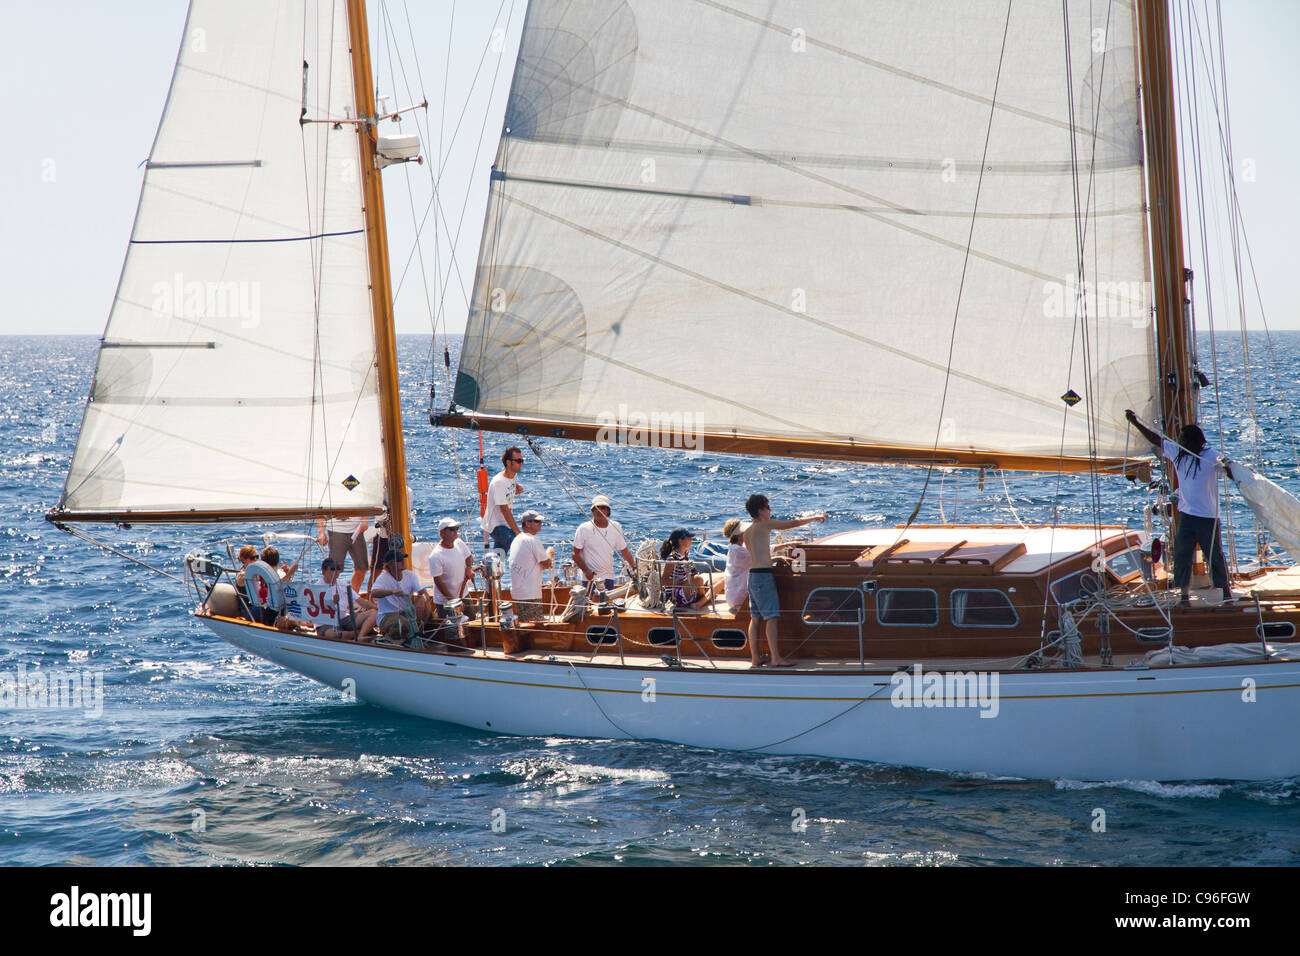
[453,0,1158,468]
[56,0,385,521]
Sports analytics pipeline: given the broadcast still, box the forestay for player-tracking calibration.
[58,0,385,519]
[455,0,1157,464]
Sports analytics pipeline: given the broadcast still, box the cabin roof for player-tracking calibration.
[813,525,1131,575]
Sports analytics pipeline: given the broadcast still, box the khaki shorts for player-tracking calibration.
[328,530,369,571]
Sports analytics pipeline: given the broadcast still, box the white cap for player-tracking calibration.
[438,517,461,531]
[591,494,611,509]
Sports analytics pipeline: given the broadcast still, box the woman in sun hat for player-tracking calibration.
[721,518,751,612]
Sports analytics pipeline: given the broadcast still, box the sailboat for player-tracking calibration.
[50,0,1300,782]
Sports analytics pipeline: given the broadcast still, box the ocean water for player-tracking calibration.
[4,332,1300,866]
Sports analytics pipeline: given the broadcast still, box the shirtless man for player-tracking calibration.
[742,493,826,668]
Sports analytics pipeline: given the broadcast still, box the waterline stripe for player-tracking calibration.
[269,642,1300,703]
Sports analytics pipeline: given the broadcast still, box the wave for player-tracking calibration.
[1053,778,1227,799]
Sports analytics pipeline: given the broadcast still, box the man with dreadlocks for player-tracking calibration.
[1126,409,1235,606]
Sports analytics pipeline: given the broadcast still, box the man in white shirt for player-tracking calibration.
[316,557,377,642]
[1126,409,1234,605]
[429,517,475,605]
[371,548,423,641]
[315,515,370,593]
[572,495,636,588]
[483,446,525,557]
[507,510,553,623]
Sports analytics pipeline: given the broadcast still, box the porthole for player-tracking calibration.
[585,625,618,646]
[711,628,747,649]
[647,627,678,647]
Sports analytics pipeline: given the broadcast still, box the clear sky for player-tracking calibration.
[4,0,1297,336]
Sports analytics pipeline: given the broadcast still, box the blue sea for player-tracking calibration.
[4,332,1300,866]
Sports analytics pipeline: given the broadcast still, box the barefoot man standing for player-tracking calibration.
[742,494,827,668]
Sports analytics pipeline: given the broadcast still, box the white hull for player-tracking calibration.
[205,617,1300,782]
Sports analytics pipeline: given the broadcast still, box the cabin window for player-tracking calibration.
[1050,570,1102,606]
[1135,627,1171,644]
[802,588,865,625]
[647,627,678,647]
[585,626,619,646]
[711,629,748,649]
[951,589,1018,627]
[876,589,938,627]
[1257,622,1296,642]
[1105,548,1143,581]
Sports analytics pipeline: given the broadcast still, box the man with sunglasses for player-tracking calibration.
[573,494,636,588]
[483,446,526,555]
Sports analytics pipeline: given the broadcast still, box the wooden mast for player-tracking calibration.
[346,0,411,550]
[1137,0,1196,436]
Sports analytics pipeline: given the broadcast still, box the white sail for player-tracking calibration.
[455,0,1156,463]
[1231,462,1300,565]
[59,0,385,518]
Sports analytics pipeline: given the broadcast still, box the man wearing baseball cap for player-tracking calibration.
[572,494,637,587]
[371,542,422,640]
[507,510,553,623]
[429,517,475,607]
[427,517,477,645]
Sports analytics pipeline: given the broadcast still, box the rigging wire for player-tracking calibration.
[1190,0,1240,565]
[523,437,852,526]
[903,0,1014,532]
[365,0,521,537]
[377,0,474,527]
[1177,0,1292,565]
[1060,0,1113,547]
[300,4,340,539]
[371,0,518,537]
[53,523,185,584]
[1207,0,1262,560]
[1173,0,1237,570]
[305,4,387,545]
[1040,0,1105,643]
[999,469,1029,530]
